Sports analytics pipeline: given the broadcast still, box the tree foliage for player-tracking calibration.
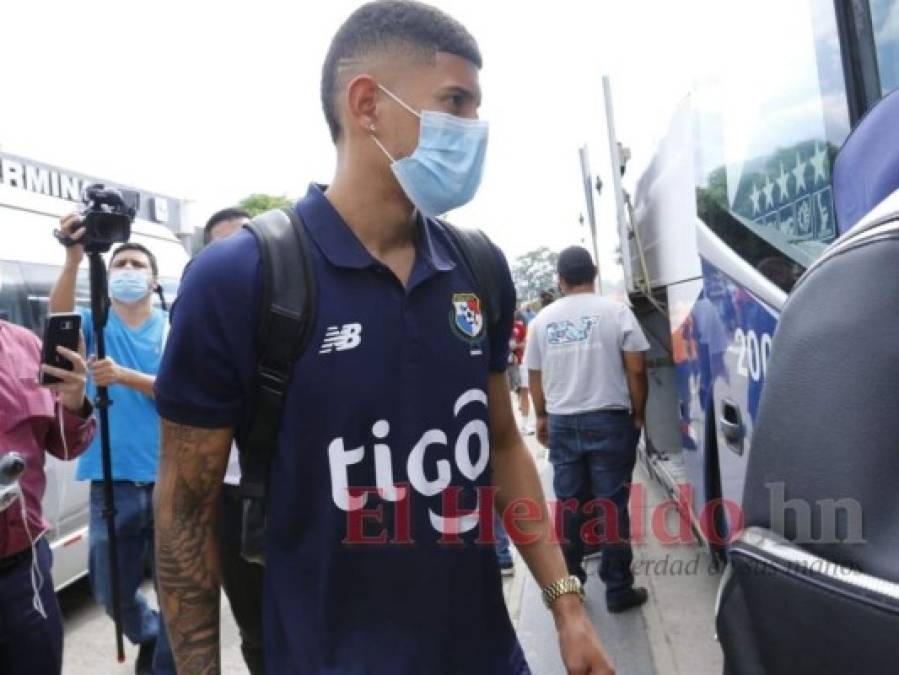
[238,193,294,217]
[511,246,558,303]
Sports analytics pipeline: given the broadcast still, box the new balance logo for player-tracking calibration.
[319,323,363,354]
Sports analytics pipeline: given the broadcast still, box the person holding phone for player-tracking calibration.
[0,318,95,674]
[49,217,175,675]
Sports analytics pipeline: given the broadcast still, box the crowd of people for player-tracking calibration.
[0,2,652,674]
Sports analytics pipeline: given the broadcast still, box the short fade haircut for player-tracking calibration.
[110,242,158,277]
[557,246,597,287]
[321,0,482,143]
[203,207,250,244]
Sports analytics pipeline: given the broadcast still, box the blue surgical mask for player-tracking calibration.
[372,84,488,218]
[109,269,151,304]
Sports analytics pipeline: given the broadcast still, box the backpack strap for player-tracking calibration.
[240,207,317,503]
[440,222,503,339]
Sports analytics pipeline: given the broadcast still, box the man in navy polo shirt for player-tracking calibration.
[153,2,613,674]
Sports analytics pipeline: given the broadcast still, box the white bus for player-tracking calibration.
[602,0,898,554]
[0,156,189,590]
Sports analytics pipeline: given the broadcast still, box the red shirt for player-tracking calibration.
[510,320,527,364]
[0,321,95,558]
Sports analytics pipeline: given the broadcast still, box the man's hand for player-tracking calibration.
[622,352,647,435]
[554,597,616,674]
[89,356,123,387]
[58,213,87,267]
[536,414,549,447]
[41,335,89,413]
[88,355,156,398]
[49,213,85,314]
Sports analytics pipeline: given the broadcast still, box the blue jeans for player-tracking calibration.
[494,514,513,566]
[0,539,62,675]
[548,410,638,604]
[89,482,175,674]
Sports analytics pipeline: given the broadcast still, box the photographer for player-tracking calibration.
[49,214,174,675]
[0,319,94,674]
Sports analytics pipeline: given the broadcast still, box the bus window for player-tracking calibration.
[872,0,899,96]
[22,264,177,326]
[20,262,62,332]
[694,0,851,293]
[0,262,29,330]
[72,261,179,310]
[156,277,180,308]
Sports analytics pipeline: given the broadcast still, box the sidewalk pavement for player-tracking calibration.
[510,426,724,675]
[59,580,247,674]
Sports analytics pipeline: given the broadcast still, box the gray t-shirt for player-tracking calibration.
[523,293,650,415]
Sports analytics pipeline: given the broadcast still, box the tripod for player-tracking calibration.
[88,250,126,663]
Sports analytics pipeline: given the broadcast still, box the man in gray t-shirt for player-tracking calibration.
[524,246,650,613]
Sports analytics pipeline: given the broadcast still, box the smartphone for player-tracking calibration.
[39,313,82,385]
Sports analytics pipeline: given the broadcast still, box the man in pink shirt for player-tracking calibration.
[0,319,95,674]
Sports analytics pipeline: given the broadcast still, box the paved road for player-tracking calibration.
[59,430,723,674]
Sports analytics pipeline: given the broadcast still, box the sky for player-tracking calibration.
[0,0,719,268]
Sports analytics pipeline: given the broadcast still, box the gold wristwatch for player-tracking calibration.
[541,574,585,608]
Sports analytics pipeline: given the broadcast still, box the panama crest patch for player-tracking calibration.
[450,292,485,344]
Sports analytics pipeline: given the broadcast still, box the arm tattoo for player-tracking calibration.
[155,420,231,675]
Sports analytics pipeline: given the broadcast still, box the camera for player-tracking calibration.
[80,183,139,253]
[55,183,138,254]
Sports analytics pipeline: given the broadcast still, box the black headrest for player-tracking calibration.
[833,89,899,234]
[741,210,899,583]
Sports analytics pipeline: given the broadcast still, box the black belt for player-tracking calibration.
[0,547,32,574]
[551,408,632,418]
[221,483,242,499]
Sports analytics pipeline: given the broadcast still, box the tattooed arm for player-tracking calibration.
[154,420,233,675]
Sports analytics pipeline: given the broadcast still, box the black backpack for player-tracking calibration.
[238,207,504,564]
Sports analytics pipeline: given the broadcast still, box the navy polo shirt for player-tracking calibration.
[155,184,529,674]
